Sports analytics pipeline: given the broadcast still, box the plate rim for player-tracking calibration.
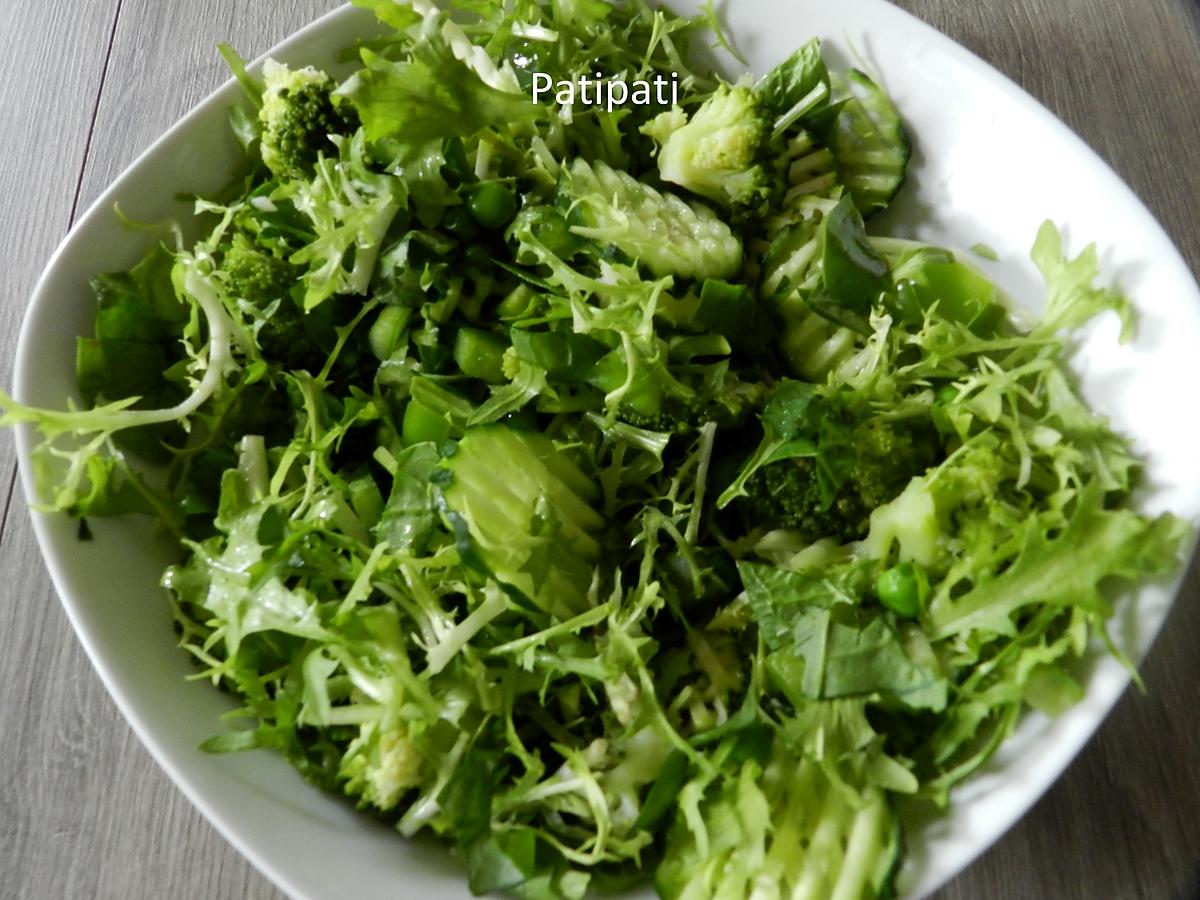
[10,1,1200,897]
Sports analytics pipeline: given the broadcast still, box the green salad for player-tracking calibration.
[2,0,1191,896]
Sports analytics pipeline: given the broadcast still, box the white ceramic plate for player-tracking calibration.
[12,1,1200,898]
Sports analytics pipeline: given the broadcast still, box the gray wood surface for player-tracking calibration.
[1,1,1197,898]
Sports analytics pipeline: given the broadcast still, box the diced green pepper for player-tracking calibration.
[453,327,509,384]
[402,399,453,446]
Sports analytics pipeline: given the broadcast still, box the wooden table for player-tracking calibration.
[1,1,1198,897]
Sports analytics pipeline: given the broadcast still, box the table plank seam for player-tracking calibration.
[0,462,17,549]
[1,0,125,551]
[65,0,126,227]
[1,2,1197,898]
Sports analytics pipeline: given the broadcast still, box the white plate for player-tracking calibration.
[11,1,1200,898]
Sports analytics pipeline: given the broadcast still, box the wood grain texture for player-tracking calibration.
[0,3,336,900]
[1,1,1198,899]
[0,3,128,895]
[0,0,119,550]
[895,3,1200,897]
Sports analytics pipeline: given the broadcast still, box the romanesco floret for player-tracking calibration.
[259,59,358,179]
[743,418,938,541]
[642,84,775,212]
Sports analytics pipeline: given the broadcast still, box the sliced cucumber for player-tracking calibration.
[826,70,911,218]
[655,754,902,900]
[561,159,743,281]
[440,425,604,619]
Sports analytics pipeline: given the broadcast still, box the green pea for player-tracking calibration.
[468,182,517,230]
[453,327,509,384]
[875,561,928,617]
[935,384,959,405]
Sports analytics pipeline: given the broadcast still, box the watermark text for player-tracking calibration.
[530,72,680,112]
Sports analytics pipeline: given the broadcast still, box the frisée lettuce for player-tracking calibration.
[1,0,1190,896]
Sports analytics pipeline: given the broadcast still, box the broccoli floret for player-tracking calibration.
[642,84,776,213]
[259,59,358,179]
[746,458,865,542]
[220,231,329,372]
[744,418,937,541]
[616,408,686,434]
[440,425,606,620]
[222,231,295,304]
[617,378,768,435]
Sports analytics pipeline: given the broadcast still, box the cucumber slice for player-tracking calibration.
[561,159,743,280]
[655,755,902,900]
[808,70,911,218]
[440,425,604,619]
